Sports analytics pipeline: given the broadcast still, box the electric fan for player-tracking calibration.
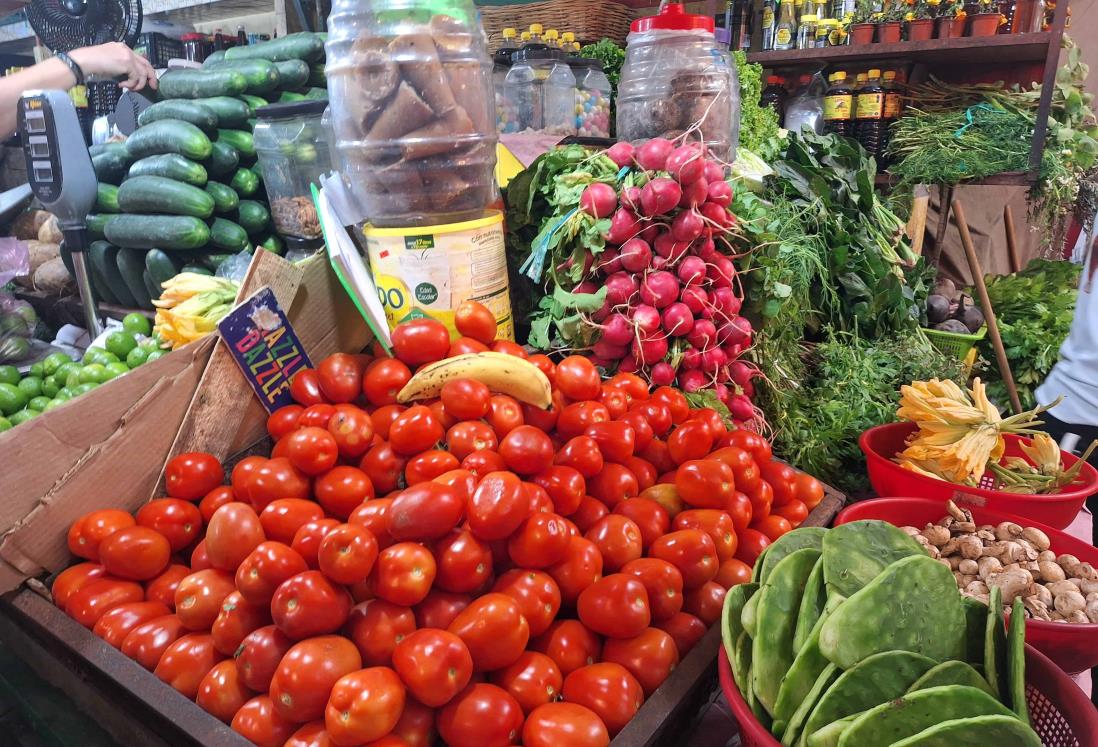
[25,0,142,51]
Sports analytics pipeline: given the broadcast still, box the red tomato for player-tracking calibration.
[715,558,753,588]
[392,319,451,366]
[375,542,436,606]
[760,462,798,507]
[67,509,135,561]
[467,471,530,541]
[675,459,735,510]
[166,452,224,501]
[154,633,225,699]
[447,593,530,671]
[638,438,675,475]
[345,599,417,666]
[650,386,688,423]
[461,448,507,478]
[577,574,650,639]
[531,620,602,677]
[136,499,203,553]
[272,570,353,639]
[454,300,497,344]
[388,406,445,457]
[284,721,336,747]
[433,468,477,501]
[449,336,489,356]
[489,339,527,358]
[745,479,773,522]
[491,651,563,715]
[404,449,460,485]
[735,527,772,565]
[347,502,392,551]
[620,557,684,622]
[666,422,713,466]
[438,683,523,747]
[388,482,464,541]
[555,356,601,401]
[200,486,236,524]
[554,435,605,478]
[523,702,610,747]
[723,491,753,531]
[653,612,707,657]
[392,628,473,707]
[363,359,413,407]
[236,624,294,691]
[414,590,471,629]
[547,536,603,606]
[317,523,378,585]
[391,698,436,747]
[327,405,375,460]
[629,400,672,437]
[300,404,337,429]
[532,465,586,516]
[231,456,266,502]
[290,519,341,569]
[673,509,738,562]
[145,564,191,610]
[314,466,374,520]
[508,512,571,568]
[724,428,772,463]
[523,481,552,514]
[232,696,298,747]
[585,422,636,465]
[196,659,253,723]
[584,515,643,572]
[261,498,326,545]
[487,394,525,439]
[795,472,825,509]
[269,635,362,722]
[689,407,726,439]
[444,422,497,462]
[708,445,756,480]
[648,529,718,589]
[753,514,793,540]
[120,613,186,670]
[98,526,171,581]
[92,600,170,648]
[601,627,680,696]
[247,458,311,511]
[526,353,556,384]
[359,443,408,496]
[619,412,655,455]
[588,463,639,509]
[191,540,211,571]
[523,393,561,433]
[371,404,407,440]
[325,666,405,745]
[570,496,609,534]
[290,368,326,407]
[557,402,611,441]
[268,405,303,441]
[175,568,236,630]
[433,529,493,594]
[439,378,491,421]
[599,386,629,419]
[773,499,809,526]
[274,427,339,476]
[52,562,107,608]
[561,662,643,736]
[316,353,364,404]
[492,569,561,638]
[622,456,656,491]
[683,580,726,625]
[612,498,669,550]
[499,425,554,475]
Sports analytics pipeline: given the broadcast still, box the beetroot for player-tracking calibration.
[605,272,639,307]
[723,316,753,347]
[651,256,668,271]
[639,271,680,309]
[592,300,611,322]
[631,304,662,334]
[606,141,636,169]
[678,369,707,393]
[665,144,706,185]
[636,138,675,171]
[650,361,676,387]
[707,180,733,207]
[640,223,661,245]
[671,209,705,242]
[709,285,742,319]
[701,346,727,373]
[677,256,707,287]
[640,178,683,217]
[618,238,653,273]
[574,280,599,295]
[694,235,717,261]
[632,334,668,366]
[678,178,709,209]
[661,303,694,337]
[618,356,640,374]
[605,208,642,244]
[680,285,708,315]
[713,383,730,406]
[580,182,618,218]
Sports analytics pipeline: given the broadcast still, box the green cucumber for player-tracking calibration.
[247,118,258,130]
[274,59,310,90]
[230,167,259,196]
[86,214,109,240]
[127,154,208,186]
[159,69,248,99]
[92,149,129,184]
[116,248,153,309]
[238,94,269,115]
[205,140,240,177]
[96,183,120,213]
[208,218,249,251]
[308,62,326,88]
[105,215,211,251]
[89,241,136,307]
[217,130,255,160]
[256,233,284,255]
[205,182,240,214]
[145,249,182,289]
[82,242,117,305]
[137,99,219,133]
[89,142,128,158]
[200,252,234,271]
[202,49,227,67]
[223,32,325,62]
[250,165,263,186]
[303,87,328,101]
[236,200,270,234]
[191,97,250,128]
[126,120,212,161]
[142,270,162,302]
[207,59,281,93]
[181,264,213,275]
[117,176,215,219]
[278,90,306,103]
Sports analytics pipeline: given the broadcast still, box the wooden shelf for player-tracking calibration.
[874,171,1035,188]
[747,32,1052,69]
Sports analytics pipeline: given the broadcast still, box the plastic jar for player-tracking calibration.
[617,3,738,161]
[503,44,577,136]
[253,100,332,239]
[325,0,499,228]
[573,58,612,137]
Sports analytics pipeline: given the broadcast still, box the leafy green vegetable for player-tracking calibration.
[734,51,781,160]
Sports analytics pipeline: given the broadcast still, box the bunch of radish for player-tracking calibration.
[572,138,756,424]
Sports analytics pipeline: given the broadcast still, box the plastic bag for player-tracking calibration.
[784,72,826,136]
[215,250,253,283]
[0,239,36,363]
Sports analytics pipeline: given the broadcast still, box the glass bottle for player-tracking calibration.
[761,0,778,49]
[823,71,853,137]
[760,75,788,121]
[774,0,797,50]
[855,68,885,157]
[797,14,817,48]
[732,0,753,49]
[236,25,248,46]
[879,69,900,162]
[815,19,831,46]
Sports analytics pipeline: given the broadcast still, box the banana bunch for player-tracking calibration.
[153,273,238,350]
[398,351,553,409]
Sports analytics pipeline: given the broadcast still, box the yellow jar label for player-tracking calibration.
[823,94,852,120]
[883,92,902,118]
[762,7,775,27]
[855,93,884,119]
[775,27,792,45]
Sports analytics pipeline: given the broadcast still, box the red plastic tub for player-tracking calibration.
[860,422,1098,529]
[718,643,1098,747]
[835,497,1098,675]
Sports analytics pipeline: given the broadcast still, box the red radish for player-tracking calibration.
[680,285,708,315]
[601,312,635,347]
[671,209,705,242]
[605,272,639,306]
[597,248,623,274]
[640,224,661,244]
[740,379,755,398]
[592,300,611,322]
[699,201,734,229]
[704,161,726,183]
[677,256,707,287]
[722,316,753,347]
[694,235,717,261]
[713,383,730,405]
[728,361,753,387]
[687,319,717,350]
[651,256,669,271]
[605,208,642,244]
[661,303,695,337]
[653,232,689,263]
[723,343,744,361]
[606,141,636,168]
[592,338,629,360]
[708,256,736,288]
[678,369,707,393]
[640,178,683,217]
[701,346,727,373]
[729,394,754,422]
[650,361,676,386]
[590,356,616,369]
[678,178,709,209]
[619,238,653,273]
[665,144,706,185]
[632,335,668,365]
[622,186,643,213]
[575,280,599,295]
[709,286,742,318]
[636,138,675,171]
[707,180,733,207]
[581,182,618,218]
[631,304,662,334]
[640,271,680,309]
[618,356,640,374]
[681,347,702,370]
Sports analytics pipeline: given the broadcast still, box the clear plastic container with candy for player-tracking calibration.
[573,58,612,137]
[502,44,576,136]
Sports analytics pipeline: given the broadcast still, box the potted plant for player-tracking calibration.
[877,0,905,42]
[933,0,966,37]
[970,0,1005,35]
[904,0,935,40]
[847,0,877,44]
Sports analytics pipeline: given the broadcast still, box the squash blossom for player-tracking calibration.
[153,273,239,349]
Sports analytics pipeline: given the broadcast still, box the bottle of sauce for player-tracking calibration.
[879,69,902,162]
[774,0,797,50]
[528,24,544,44]
[797,14,817,48]
[760,75,788,122]
[851,71,867,141]
[237,25,248,46]
[761,0,777,49]
[213,28,229,50]
[855,68,885,157]
[823,71,853,138]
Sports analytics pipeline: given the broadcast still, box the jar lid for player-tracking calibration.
[631,3,714,33]
[256,99,329,119]
[800,14,817,21]
[868,68,881,77]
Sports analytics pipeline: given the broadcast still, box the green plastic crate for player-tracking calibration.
[923,325,986,360]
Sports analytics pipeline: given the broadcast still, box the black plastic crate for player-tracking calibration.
[133,32,184,68]
[86,80,121,120]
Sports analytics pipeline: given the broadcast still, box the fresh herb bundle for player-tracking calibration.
[734,51,781,159]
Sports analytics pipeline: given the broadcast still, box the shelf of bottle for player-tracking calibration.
[747,32,1052,68]
[873,171,1035,188]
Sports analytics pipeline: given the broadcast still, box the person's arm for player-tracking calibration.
[0,42,157,139]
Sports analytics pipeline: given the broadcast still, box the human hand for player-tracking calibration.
[69,42,158,91]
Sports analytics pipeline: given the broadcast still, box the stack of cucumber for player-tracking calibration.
[84,32,326,311]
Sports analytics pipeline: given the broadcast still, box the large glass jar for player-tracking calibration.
[573,58,612,137]
[325,0,499,228]
[503,45,577,136]
[617,3,739,161]
[253,100,332,240]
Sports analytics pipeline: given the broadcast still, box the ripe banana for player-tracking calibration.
[397,351,553,409]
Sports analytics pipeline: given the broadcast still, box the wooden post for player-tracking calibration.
[907,184,930,256]
[953,198,1023,415]
[1003,205,1022,274]
[1027,0,1071,176]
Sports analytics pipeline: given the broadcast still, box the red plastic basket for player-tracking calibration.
[718,644,1098,747]
[834,497,1098,675]
[860,422,1098,529]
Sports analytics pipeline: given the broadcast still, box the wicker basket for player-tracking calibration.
[479,0,637,50]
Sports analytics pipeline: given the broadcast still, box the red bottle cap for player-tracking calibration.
[631,3,715,34]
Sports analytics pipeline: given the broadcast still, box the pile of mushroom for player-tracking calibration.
[900,500,1098,624]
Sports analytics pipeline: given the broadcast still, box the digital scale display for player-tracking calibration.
[20,96,62,202]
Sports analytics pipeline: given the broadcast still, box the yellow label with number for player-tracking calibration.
[855,93,884,119]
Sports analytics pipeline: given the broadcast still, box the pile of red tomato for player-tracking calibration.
[54,302,825,747]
